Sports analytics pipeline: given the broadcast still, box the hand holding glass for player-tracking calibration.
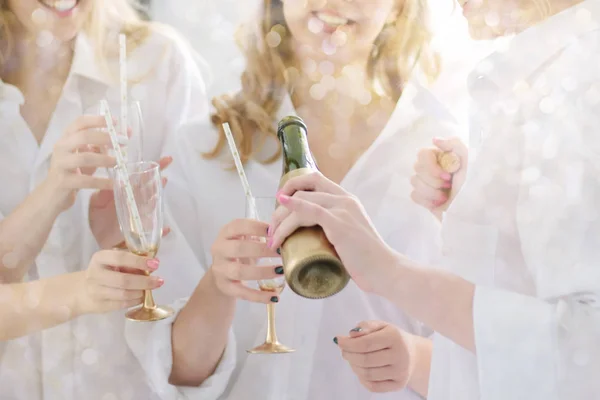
[111,161,173,321]
[246,197,295,354]
[87,100,144,164]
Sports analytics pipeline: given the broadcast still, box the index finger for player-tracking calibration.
[336,329,389,353]
[278,172,347,198]
[64,130,113,150]
[93,250,155,273]
[67,115,108,135]
[220,218,270,240]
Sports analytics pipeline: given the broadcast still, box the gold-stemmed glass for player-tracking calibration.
[111,161,173,321]
[246,196,295,354]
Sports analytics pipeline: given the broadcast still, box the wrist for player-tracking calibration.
[69,271,94,317]
[205,267,235,301]
[370,247,408,298]
[39,178,71,212]
[405,334,432,397]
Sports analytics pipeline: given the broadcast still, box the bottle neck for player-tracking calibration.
[279,125,317,174]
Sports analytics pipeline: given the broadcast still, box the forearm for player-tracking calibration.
[0,271,84,340]
[170,268,236,386]
[407,335,432,398]
[0,181,64,283]
[384,255,476,352]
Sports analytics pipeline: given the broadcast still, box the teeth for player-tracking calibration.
[42,0,77,12]
[316,12,349,26]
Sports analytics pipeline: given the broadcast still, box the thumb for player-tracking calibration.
[433,137,468,158]
[348,320,387,338]
[432,137,468,174]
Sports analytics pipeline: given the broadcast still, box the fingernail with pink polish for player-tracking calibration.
[267,238,274,248]
[147,259,159,270]
[153,277,164,286]
[440,172,452,181]
[442,181,452,189]
[267,225,272,237]
[278,194,290,204]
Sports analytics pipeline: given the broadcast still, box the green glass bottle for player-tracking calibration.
[276,115,350,299]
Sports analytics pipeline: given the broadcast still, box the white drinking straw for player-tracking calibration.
[222,123,257,216]
[119,33,129,162]
[101,100,147,249]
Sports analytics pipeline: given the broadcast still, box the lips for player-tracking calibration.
[311,10,355,35]
[38,0,79,13]
[315,12,350,26]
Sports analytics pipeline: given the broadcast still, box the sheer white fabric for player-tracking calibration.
[428,2,600,399]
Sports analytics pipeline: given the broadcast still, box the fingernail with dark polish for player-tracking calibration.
[275,266,284,275]
[276,248,281,255]
[270,296,279,303]
[350,327,362,333]
[333,337,338,345]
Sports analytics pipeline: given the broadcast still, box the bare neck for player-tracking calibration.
[1,29,75,91]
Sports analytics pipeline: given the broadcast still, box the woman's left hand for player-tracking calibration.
[335,321,417,393]
[89,156,173,249]
[268,172,400,295]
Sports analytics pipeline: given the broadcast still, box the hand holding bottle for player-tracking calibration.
[269,172,400,296]
[275,116,349,299]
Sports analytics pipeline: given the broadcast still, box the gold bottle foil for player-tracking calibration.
[279,168,350,299]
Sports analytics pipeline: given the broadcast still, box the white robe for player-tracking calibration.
[0,30,209,400]
[130,81,465,399]
[428,1,600,399]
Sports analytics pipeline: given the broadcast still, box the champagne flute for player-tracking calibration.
[246,196,295,354]
[110,161,173,322]
[86,100,144,164]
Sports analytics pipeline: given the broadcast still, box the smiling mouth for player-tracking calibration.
[38,0,80,13]
[313,11,355,29]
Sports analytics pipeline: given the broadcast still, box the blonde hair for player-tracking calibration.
[209,0,440,164]
[0,0,152,71]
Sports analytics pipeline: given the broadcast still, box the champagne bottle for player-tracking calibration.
[276,115,350,299]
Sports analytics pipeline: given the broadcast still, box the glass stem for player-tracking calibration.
[265,304,278,344]
[143,290,156,309]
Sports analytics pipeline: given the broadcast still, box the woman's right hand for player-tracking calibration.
[210,219,283,304]
[410,137,468,220]
[76,250,164,315]
[46,115,116,211]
